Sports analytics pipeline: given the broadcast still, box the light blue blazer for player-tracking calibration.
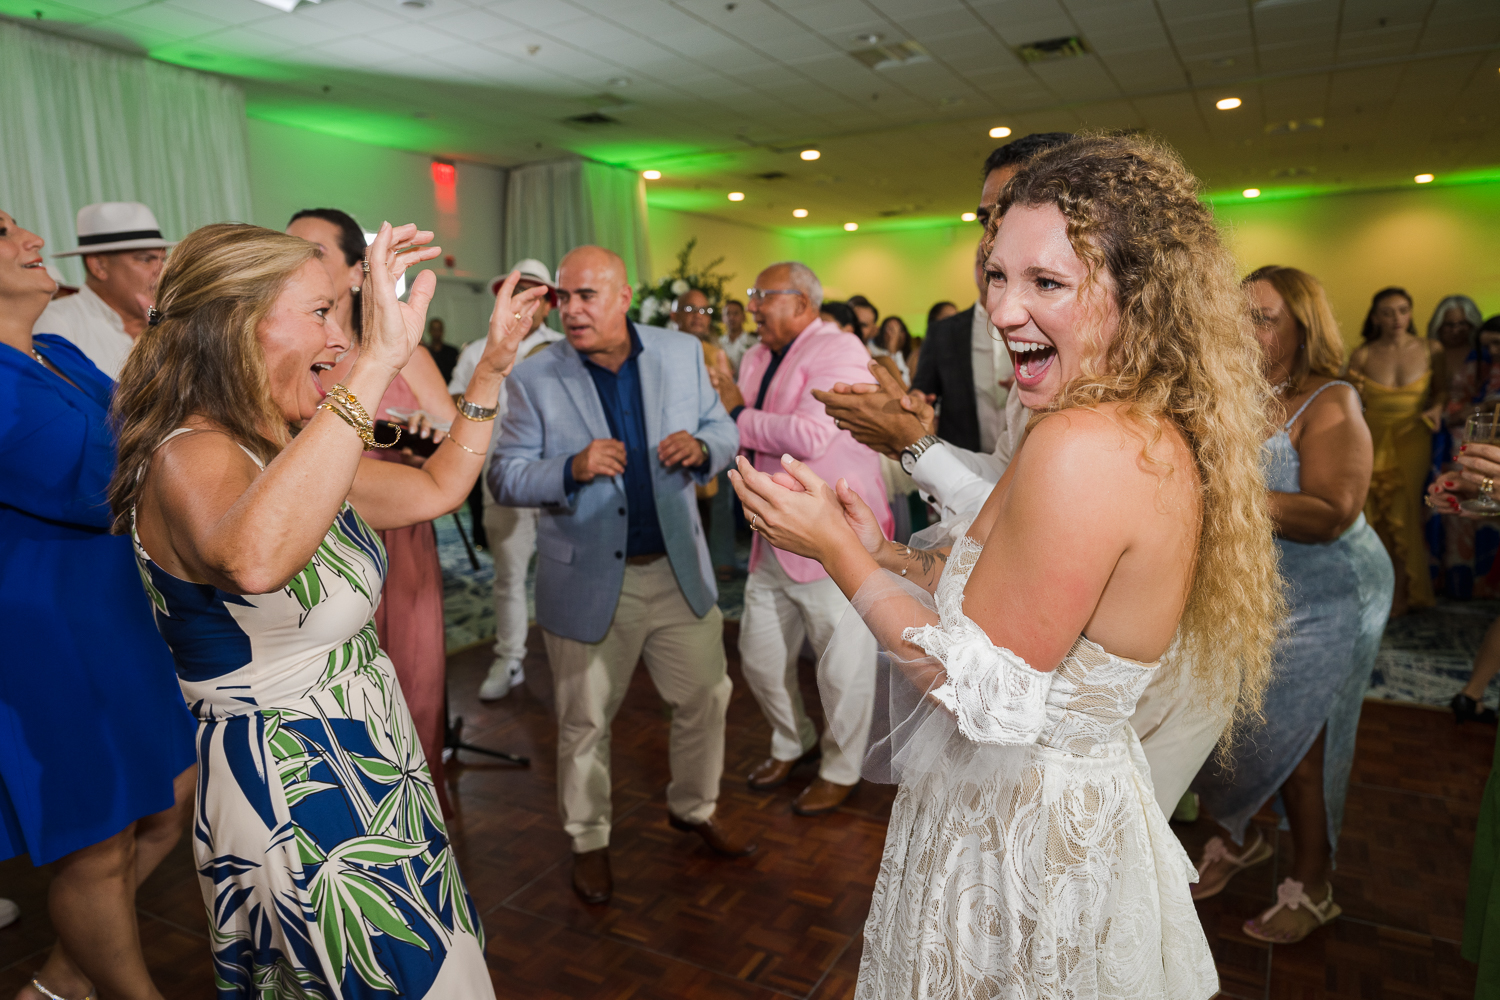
[488,324,740,644]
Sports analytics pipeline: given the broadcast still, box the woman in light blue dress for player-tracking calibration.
[1191,266,1393,945]
[108,220,548,998]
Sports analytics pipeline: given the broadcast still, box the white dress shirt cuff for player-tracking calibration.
[909,442,1004,521]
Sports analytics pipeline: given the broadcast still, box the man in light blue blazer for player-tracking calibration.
[490,246,755,906]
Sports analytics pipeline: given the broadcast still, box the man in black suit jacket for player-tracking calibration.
[909,132,1076,454]
[911,301,983,452]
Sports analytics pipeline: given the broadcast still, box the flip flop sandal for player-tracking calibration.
[30,979,96,1000]
[1242,879,1341,944]
[1190,833,1273,900]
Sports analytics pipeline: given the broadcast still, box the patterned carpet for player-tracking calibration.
[438,511,1497,710]
[1370,598,1499,710]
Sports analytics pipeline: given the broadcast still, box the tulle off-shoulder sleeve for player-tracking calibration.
[820,537,1054,785]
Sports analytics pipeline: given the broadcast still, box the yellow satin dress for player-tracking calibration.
[1358,371,1435,608]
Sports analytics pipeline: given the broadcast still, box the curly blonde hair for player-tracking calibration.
[108,223,320,533]
[990,133,1284,737]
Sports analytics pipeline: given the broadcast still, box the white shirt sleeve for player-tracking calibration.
[910,393,1031,521]
[447,339,486,395]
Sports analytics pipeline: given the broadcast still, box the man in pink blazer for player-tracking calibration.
[712,262,892,815]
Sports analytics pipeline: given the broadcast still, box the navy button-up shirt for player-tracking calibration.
[563,323,668,558]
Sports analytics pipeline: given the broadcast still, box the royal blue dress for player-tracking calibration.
[0,334,196,865]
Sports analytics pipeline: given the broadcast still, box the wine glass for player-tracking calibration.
[1461,414,1500,516]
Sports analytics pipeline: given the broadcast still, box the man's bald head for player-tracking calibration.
[557,245,634,364]
[559,245,626,285]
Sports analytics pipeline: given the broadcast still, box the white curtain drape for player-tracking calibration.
[503,158,650,286]
[0,21,253,285]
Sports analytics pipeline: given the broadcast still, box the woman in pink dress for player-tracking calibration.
[288,209,458,815]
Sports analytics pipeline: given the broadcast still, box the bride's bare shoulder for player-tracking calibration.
[1013,405,1196,506]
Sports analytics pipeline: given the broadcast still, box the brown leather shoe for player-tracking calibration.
[746,746,822,791]
[667,812,758,857]
[792,778,858,817]
[571,847,612,905]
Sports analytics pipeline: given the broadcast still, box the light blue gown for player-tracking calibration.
[1193,380,1394,853]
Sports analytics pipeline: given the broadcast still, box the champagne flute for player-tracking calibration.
[1461,414,1500,516]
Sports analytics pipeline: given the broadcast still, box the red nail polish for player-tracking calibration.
[1462,444,1468,452]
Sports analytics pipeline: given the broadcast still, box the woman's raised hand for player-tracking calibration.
[361,222,442,375]
[478,271,550,378]
[728,454,866,562]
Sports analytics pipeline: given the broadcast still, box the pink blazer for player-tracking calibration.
[736,318,894,583]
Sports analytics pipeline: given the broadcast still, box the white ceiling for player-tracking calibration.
[7,0,1500,231]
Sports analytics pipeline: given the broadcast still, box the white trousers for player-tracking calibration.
[543,558,730,853]
[738,554,876,786]
[483,498,537,665]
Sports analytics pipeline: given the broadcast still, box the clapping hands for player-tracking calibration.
[728,453,886,562]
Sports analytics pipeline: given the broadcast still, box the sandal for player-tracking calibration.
[1452,693,1498,725]
[1190,833,1272,900]
[1242,878,1340,944]
[29,979,96,1000]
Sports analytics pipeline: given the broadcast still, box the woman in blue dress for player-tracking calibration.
[109,220,547,998]
[1190,265,1393,944]
[0,210,197,1000]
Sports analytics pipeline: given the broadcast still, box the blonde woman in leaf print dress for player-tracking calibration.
[108,220,547,998]
[1347,286,1445,616]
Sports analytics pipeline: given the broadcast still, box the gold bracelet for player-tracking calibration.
[326,384,372,427]
[318,401,371,445]
[445,434,482,456]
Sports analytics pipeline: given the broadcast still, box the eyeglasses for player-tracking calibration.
[747,288,801,303]
[676,305,715,316]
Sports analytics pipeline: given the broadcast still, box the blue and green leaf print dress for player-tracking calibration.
[134,433,492,1000]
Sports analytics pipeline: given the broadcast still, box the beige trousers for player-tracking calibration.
[543,557,730,853]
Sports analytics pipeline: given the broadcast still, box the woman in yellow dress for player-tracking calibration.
[1347,286,1445,615]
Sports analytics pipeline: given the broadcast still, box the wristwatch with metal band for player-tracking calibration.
[899,434,940,475]
[456,398,498,422]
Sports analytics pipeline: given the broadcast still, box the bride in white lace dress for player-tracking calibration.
[730,135,1284,999]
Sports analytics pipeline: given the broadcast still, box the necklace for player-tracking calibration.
[30,348,45,366]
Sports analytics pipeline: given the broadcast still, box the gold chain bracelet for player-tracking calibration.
[445,435,482,456]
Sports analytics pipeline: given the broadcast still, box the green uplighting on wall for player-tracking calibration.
[1205,165,1500,206]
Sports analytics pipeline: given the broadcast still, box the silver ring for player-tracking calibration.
[749,513,759,531]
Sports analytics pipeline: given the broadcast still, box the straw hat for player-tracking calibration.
[490,258,557,307]
[53,202,177,257]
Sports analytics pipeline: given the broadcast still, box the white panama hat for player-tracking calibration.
[53,202,177,257]
[489,258,557,306]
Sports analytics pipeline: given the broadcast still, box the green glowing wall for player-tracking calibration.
[653,182,1500,353]
[647,206,981,336]
[1214,183,1500,350]
[245,118,504,286]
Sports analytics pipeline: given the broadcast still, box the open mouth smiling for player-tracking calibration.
[1007,338,1057,386]
[310,361,333,397]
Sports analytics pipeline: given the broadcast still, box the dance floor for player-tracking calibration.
[0,623,1489,999]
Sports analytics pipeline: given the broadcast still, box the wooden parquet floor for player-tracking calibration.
[0,623,1491,999]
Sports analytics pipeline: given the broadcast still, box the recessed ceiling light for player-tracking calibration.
[400,0,430,8]
[1415,173,1435,183]
[844,222,859,231]
[989,126,1012,138]
[607,77,630,87]
[728,192,745,201]
[1242,188,1261,198]
[641,170,661,180]
[961,212,977,221]
[793,209,808,218]
[853,32,883,45]
[247,0,314,10]
[800,149,820,161]
[1216,97,1242,110]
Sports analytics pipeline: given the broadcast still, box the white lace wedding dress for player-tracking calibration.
[828,529,1218,999]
